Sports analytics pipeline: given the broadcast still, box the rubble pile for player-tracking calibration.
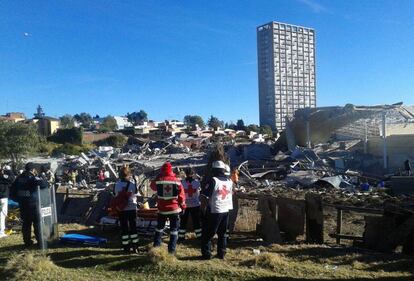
[19,124,414,251]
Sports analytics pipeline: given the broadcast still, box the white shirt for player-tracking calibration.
[114,180,138,211]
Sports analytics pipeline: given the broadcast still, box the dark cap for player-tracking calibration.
[25,162,36,172]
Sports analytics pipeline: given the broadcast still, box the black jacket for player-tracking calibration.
[10,172,48,204]
[0,174,13,199]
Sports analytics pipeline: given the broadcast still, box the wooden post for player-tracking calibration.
[305,193,324,244]
[336,209,343,244]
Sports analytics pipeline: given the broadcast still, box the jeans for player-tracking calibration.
[154,213,180,253]
[20,201,40,246]
[119,210,138,250]
[201,212,229,258]
[179,206,202,239]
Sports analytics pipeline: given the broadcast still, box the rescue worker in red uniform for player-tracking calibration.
[151,162,186,254]
[200,160,233,259]
[178,168,202,241]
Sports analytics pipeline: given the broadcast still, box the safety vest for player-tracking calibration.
[182,179,200,208]
[156,180,180,200]
[209,177,233,214]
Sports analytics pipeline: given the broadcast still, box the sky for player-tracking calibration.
[1,0,413,124]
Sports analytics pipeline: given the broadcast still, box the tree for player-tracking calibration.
[225,122,237,130]
[100,115,118,132]
[0,121,41,165]
[246,124,259,134]
[236,119,245,131]
[59,114,75,129]
[74,113,93,128]
[183,115,205,129]
[127,110,148,125]
[260,125,273,138]
[207,115,224,130]
[48,128,83,145]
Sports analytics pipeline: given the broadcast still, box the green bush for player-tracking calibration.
[48,128,83,145]
[38,141,60,155]
[51,143,92,156]
[94,134,127,148]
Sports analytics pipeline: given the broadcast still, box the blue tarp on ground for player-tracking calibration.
[60,234,107,246]
[8,199,19,208]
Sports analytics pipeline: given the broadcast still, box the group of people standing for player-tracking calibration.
[150,160,234,259]
[114,153,233,259]
[115,149,235,260]
[0,146,234,260]
[0,163,49,247]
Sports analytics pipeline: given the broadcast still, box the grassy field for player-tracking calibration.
[0,224,413,281]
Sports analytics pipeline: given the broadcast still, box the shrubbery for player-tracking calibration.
[51,143,94,156]
[94,134,127,148]
[48,128,83,145]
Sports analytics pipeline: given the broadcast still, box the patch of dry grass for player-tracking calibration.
[147,244,177,265]
[243,252,287,270]
[1,224,414,280]
[3,252,59,281]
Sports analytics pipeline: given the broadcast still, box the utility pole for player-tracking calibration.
[382,111,387,170]
[364,120,368,154]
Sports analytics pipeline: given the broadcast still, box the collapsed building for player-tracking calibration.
[279,102,414,172]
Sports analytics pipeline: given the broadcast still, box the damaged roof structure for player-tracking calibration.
[278,102,414,171]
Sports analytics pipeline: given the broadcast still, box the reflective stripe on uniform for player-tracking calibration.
[195,229,202,237]
[130,234,138,239]
[158,196,178,200]
[179,229,186,233]
[122,241,130,245]
[170,231,178,236]
[132,239,139,243]
[156,181,180,185]
[122,235,129,240]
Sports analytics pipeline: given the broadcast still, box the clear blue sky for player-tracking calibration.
[1,0,413,124]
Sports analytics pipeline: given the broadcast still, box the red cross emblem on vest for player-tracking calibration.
[185,182,196,197]
[164,185,172,193]
[218,185,229,200]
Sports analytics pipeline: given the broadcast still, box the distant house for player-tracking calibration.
[35,116,60,136]
[0,112,26,123]
[113,116,133,130]
[30,105,60,136]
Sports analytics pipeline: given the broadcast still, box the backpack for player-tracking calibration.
[108,181,131,217]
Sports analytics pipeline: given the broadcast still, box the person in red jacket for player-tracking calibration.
[151,162,186,254]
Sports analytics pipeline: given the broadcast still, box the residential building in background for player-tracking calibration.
[257,21,316,131]
[113,116,133,130]
[0,112,26,123]
[30,106,60,136]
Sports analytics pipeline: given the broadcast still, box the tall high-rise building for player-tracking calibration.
[257,21,316,131]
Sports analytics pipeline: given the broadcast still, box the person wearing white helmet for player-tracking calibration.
[200,160,233,260]
[0,165,14,238]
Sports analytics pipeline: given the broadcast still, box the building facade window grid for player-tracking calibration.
[258,21,316,131]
